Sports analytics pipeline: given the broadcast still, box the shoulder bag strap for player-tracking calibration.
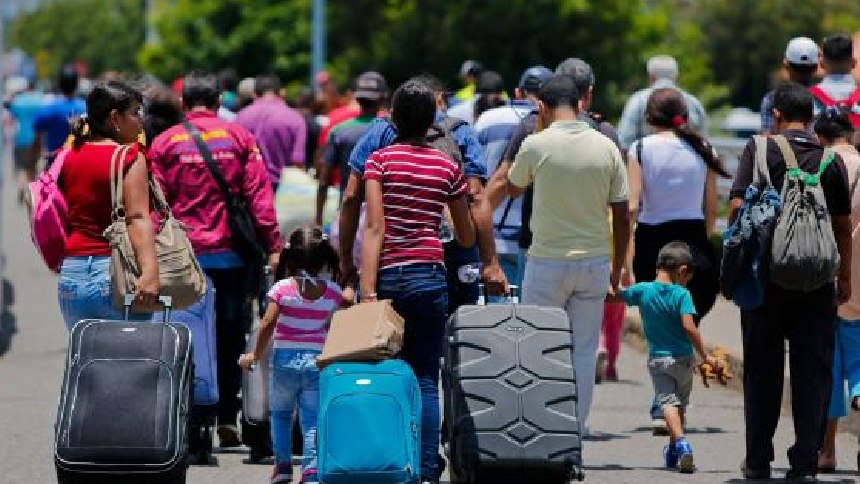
[772,135,799,171]
[635,138,644,168]
[183,121,233,199]
[751,135,773,186]
[109,145,130,219]
[809,86,835,106]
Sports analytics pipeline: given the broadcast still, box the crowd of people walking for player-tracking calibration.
[10,29,860,483]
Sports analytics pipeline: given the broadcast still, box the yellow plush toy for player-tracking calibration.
[698,346,733,388]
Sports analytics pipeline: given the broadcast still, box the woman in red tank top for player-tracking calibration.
[57,81,158,330]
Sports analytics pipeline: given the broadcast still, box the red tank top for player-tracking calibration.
[60,143,141,256]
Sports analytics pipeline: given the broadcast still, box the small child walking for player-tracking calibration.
[239,226,344,484]
[619,241,720,474]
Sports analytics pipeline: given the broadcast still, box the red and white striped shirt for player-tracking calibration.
[364,143,468,269]
[267,278,343,351]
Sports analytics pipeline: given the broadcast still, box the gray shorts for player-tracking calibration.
[648,355,695,408]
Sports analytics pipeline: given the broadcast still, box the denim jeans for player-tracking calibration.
[498,250,527,288]
[270,348,321,482]
[521,255,609,428]
[57,256,151,330]
[829,318,860,418]
[377,263,448,480]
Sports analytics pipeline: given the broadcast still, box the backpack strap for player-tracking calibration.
[439,116,468,134]
[810,86,836,106]
[773,135,799,170]
[751,135,773,186]
[183,121,235,200]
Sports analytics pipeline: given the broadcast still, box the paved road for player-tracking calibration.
[1,156,859,483]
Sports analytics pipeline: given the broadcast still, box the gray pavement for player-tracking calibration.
[1,153,859,483]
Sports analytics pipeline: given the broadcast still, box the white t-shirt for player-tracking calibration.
[632,134,707,225]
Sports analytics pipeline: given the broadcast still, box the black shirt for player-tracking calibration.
[730,129,850,217]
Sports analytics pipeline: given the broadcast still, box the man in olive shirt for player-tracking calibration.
[505,75,630,427]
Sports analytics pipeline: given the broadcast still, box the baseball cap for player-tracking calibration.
[518,66,553,93]
[555,58,595,92]
[353,71,388,101]
[785,37,820,66]
[460,60,484,79]
[476,71,505,94]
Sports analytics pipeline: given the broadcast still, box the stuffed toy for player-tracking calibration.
[699,346,733,388]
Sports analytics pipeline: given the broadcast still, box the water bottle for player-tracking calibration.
[457,263,481,283]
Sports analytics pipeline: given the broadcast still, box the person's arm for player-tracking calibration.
[616,92,641,150]
[316,133,337,226]
[124,154,159,306]
[450,194,476,248]
[704,169,719,236]
[626,145,642,276]
[291,116,307,167]
[505,149,532,199]
[485,159,511,209]
[241,136,283,264]
[728,140,757,223]
[610,201,631,295]
[466,176,508,294]
[682,314,716,366]
[359,178,384,301]
[834,214,852,304]
[339,170,364,286]
[238,301,279,370]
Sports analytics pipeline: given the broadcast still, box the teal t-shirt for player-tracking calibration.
[621,281,697,357]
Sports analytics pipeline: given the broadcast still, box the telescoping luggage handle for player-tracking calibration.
[479,284,520,305]
[123,294,173,321]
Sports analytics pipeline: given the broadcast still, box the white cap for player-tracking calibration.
[785,37,819,66]
[646,55,679,81]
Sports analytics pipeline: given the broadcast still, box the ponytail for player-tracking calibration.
[70,115,91,149]
[674,122,730,178]
[276,225,341,282]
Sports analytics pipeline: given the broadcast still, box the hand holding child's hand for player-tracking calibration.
[238,353,257,371]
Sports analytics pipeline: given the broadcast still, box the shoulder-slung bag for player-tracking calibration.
[103,144,206,312]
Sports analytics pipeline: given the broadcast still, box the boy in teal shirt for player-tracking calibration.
[620,241,719,474]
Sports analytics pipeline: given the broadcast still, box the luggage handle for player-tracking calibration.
[479,284,520,305]
[123,294,173,321]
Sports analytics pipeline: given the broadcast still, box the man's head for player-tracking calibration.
[58,64,79,97]
[821,33,856,75]
[656,241,695,285]
[181,71,219,110]
[459,60,484,85]
[516,66,553,101]
[537,75,579,125]
[783,37,819,85]
[646,55,679,83]
[475,71,506,119]
[254,72,282,97]
[353,71,388,113]
[556,58,595,110]
[772,81,814,128]
[411,73,447,111]
[391,78,436,140]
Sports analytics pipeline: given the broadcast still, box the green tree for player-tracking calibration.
[9,0,145,78]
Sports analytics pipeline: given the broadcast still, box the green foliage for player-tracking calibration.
[8,0,144,77]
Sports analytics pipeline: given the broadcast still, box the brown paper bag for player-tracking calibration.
[316,300,405,368]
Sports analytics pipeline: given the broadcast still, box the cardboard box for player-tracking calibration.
[317,300,405,368]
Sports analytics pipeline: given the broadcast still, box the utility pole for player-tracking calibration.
[311,0,325,86]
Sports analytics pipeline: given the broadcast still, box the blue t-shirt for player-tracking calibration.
[621,281,697,357]
[348,112,486,180]
[9,91,44,147]
[33,96,86,152]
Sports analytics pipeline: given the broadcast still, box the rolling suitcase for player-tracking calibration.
[444,293,584,483]
[55,295,192,484]
[241,326,275,463]
[154,279,218,465]
[317,360,421,484]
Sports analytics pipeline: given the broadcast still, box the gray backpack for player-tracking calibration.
[769,135,839,291]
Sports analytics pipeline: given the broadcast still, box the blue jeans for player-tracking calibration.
[57,256,150,330]
[377,263,448,480]
[498,250,526,288]
[270,348,321,481]
[829,318,860,418]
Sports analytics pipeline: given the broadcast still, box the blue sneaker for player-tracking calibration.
[663,443,678,468]
[674,438,695,474]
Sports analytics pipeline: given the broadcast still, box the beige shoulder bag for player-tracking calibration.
[103,145,206,312]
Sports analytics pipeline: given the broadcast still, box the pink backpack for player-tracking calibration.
[28,148,70,272]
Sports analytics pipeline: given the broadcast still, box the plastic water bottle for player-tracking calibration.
[457,264,481,283]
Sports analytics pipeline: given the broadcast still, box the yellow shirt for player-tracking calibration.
[509,120,628,260]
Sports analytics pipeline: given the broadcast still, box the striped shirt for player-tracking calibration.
[364,143,468,269]
[267,278,343,351]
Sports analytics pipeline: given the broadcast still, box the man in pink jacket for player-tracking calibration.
[150,72,283,446]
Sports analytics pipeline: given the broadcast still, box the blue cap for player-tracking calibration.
[518,66,553,93]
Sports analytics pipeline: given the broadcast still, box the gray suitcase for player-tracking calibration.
[54,296,191,483]
[444,301,584,483]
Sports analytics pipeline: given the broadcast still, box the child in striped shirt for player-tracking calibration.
[239,226,343,484]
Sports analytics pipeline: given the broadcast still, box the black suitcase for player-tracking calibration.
[444,302,584,483]
[54,296,192,484]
